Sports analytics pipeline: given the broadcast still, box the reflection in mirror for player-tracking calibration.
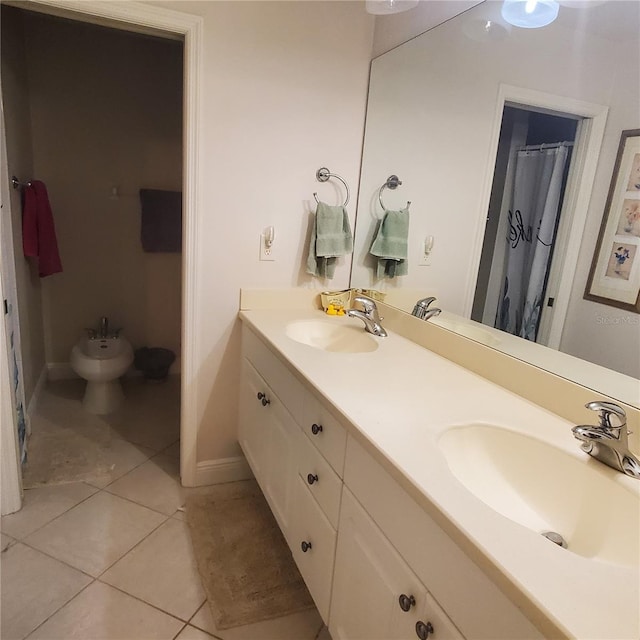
[351,0,639,407]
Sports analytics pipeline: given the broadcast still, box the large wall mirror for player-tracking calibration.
[350,0,639,407]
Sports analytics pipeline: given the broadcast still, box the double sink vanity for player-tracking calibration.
[237,292,639,640]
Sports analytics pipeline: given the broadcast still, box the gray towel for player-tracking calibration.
[139,189,182,253]
[306,201,353,279]
[369,208,409,278]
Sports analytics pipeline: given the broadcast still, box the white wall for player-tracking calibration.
[21,13,183,367]
[351,1,639,377]
[144,1,374,462]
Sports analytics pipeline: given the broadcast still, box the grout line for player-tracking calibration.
[95,578,194,624]
[186,602,226,640]
[94,511,172,579]
[21,578,97,639]
[6,483,100,542]
[172,621,189,640]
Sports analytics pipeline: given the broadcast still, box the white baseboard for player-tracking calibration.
[26,365,48,435]
[192,455,253,487]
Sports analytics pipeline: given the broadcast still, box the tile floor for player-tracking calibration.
[1,377,329,640]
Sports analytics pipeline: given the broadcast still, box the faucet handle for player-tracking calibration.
[585,401,626,429]
[84,328,97,339]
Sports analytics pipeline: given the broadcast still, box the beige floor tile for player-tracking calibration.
[104,376,181,451]
[105,454,183,515]
[101,518,205,621]
[24,491,166,576]
[161,439,181,460]
[1,532,16,552]
[190,602,323,640]
[1,482,97,539]
[26,580,184,640]
[0,543,92,640]
[175,625,218,640]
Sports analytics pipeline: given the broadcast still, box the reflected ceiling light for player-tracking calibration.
[365,0,419,16]
[501,0,560,28]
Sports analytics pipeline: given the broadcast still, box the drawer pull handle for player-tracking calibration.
[415,621,434,640]
[398,594,416,612]
[257,392,270,406]
[301,540,312,553]
[307,473,319,485]
[311,423,323,435]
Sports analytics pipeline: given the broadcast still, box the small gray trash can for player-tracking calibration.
[134,347,176,381]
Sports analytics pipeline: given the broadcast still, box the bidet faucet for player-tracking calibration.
[100,317,109,338]
[347,295,387,338]
[572,401,640,479]
[411,296,442,321]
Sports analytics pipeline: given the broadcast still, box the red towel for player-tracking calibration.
[22,180,63,277]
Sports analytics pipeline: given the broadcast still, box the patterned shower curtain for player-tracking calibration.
[496,144,569,341]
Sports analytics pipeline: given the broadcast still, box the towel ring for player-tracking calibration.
[313,167,350,207]
[379,175,410,211]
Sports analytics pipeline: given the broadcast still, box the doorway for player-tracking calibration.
[1,0,202,513]
[472,105,579,345]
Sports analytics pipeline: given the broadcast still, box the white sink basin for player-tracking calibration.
[439,424,639,567]
[286,320,379,353]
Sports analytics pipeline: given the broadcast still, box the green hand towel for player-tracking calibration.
[306,201,353,279]
[369,208,409,279]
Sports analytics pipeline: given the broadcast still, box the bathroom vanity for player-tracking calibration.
[237,306,639,640]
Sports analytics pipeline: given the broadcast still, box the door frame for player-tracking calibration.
[465,84,608,348]
[0,0,203,501]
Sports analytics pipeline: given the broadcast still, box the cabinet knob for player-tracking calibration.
[307,473,319,485]
[301,540,312,553]
[415,621,434,640]
[311,423,323,435]
[398,594,416,612]
[257,392,270,406]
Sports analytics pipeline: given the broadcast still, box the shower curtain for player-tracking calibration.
[496,144,569,341]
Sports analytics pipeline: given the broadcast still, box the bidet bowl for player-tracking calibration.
[71,337,133,381]
[70,336,134,414]
[438,423,640,567]
[285,319,379,353]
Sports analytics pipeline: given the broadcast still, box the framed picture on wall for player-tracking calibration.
[585,129,640,312]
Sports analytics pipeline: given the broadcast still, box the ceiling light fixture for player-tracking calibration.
[365,0,419,16]
[501,0,560,28]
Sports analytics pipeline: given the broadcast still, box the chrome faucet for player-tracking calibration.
[572,401,640,479]
[411,296,442,321]
[347,295,387,337]
[100,316,109,338]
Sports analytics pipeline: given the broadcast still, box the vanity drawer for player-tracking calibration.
[242,325,305,424]
[297,429,343,529]
[302,391,347,477]
[290,475,337,622]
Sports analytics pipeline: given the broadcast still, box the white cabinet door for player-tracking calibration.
[330,488,428,640]
[238,357,300,541]
[330,488,464,640]
[238,358,270,481]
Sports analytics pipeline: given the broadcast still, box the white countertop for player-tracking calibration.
[239,308,640,640]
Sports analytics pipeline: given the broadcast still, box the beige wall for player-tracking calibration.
[1,6,46,403]
[21,13,183,367]
[143,1,374,463]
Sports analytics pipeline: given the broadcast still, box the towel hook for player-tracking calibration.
[313,167,350,207]
[11,176,31,190]
[379,174,410,211]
